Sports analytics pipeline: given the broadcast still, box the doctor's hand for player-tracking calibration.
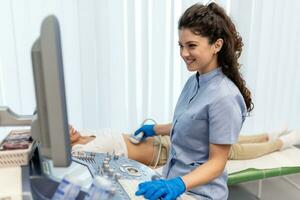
[135,177,186,200]
[134,124,156,141]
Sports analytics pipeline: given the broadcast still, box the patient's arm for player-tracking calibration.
[69,125,95,146]
[154,123,172,136]
[122,134,156,166]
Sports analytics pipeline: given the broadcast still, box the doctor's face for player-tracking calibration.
[178,28,217,73]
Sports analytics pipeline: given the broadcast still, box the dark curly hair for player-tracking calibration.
[179,2,254,112]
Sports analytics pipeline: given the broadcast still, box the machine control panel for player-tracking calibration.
[71,151,161,200]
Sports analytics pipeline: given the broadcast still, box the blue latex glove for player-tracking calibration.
[134,124,156,141]
[135,177,186,200]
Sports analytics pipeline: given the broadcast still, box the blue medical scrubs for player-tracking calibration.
[162,67,247,200]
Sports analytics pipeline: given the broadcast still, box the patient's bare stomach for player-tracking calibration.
[123,134,155,166]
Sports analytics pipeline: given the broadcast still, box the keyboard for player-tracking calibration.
[118,179,145,200]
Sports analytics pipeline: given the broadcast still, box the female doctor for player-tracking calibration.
[135,2,253,200]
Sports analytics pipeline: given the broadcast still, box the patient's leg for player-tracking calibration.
[228,139,283,160]
[238,127,289,144]
[238,134,268,144]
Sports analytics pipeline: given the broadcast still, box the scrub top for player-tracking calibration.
[162,67,247,200]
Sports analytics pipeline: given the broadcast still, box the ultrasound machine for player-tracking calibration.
[0,15,160,199]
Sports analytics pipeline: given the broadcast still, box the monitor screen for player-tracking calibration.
[31,15,71,167]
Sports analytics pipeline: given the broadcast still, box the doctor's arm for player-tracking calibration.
[135,143,232,199]
[182,143,231,190]
[154,123,172,136]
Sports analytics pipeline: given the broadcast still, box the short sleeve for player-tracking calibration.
[208,95,244,144]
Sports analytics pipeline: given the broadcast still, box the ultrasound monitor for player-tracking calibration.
[31,15,71,167]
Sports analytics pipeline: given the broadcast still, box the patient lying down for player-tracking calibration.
[69,126,300,168]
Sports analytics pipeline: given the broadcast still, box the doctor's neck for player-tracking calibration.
[197,60,219,74]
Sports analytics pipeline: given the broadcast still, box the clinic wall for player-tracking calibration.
[231,0,300,133]
[0,0,299,134]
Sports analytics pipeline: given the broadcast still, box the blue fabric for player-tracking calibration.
[162,67,247,200]
[135,177,186,200]
[134,124,155,141]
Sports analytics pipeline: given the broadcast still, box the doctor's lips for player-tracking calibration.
[185,59,196,65]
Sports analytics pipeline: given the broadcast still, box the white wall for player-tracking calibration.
[231,0,300,133]
[0,0,299,134]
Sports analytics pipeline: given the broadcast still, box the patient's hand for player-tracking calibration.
[69,125,81,143]
[69,125,96,146]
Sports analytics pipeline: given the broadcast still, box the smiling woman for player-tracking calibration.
[177,3,253,113]
[178,29,223,73]
[133,2,253,200]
